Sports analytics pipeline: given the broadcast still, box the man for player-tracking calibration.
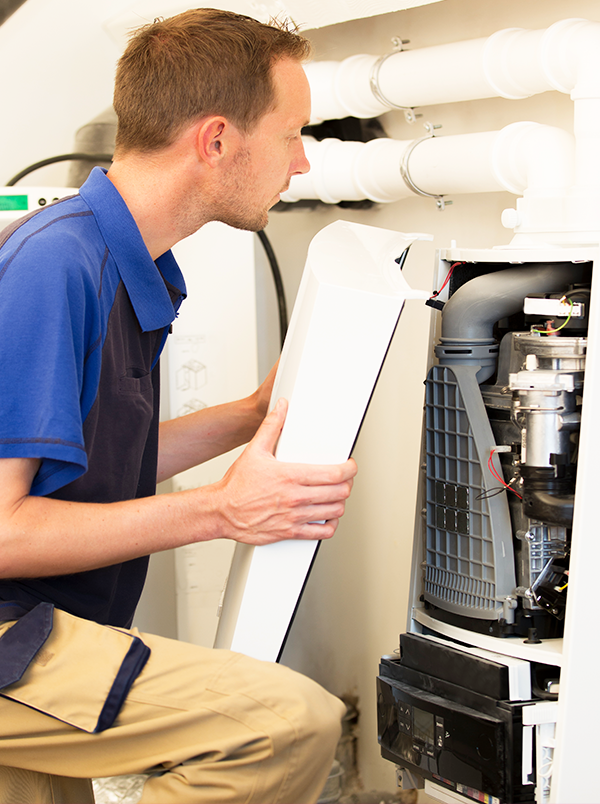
[0,9,357,803]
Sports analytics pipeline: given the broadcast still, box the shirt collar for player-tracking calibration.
[79,167,187,332]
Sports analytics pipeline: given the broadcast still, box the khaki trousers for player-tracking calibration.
[0,617,345,804]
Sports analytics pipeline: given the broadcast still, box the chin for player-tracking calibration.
[230,213,269,233]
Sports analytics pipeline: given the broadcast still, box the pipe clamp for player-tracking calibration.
[369,38,418,123]
[400,123,452,209]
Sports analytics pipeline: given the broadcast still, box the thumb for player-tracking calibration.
[251,397,288,456]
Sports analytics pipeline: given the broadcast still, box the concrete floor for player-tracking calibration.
[92,775,420,804]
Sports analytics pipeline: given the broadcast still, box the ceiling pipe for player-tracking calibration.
[283,121,575,212]
[305,19,600,123]
[301,18,600,245]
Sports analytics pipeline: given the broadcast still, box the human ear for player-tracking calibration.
[197,118,227,165]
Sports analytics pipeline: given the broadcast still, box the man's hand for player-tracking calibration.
[0,398,356,579]
[252,359,279,420]
[214,399,357,546]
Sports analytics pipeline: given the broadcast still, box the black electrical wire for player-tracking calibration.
[257,229,288,349]
[6,153,114,186]
[395,247,410,270]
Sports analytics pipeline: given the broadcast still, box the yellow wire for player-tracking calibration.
[533,297,574,334]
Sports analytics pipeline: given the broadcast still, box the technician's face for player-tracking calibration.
[220,57,311,231]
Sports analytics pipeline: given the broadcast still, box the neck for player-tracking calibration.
[107,146,211,260]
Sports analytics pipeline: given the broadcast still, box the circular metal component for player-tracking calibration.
[400,123,448,208]
[369,39,416,119]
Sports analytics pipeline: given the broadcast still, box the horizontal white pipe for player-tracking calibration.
[305,18,600,124]
[307,57,390,122]
[282,123,575,205]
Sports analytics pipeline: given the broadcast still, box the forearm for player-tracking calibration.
[0,401,357,580]
[0,482,225,579]
[157,393,265,483]
[11,392,269,577]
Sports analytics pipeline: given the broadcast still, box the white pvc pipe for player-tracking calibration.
[282,123,575,206]
[301,21,600,241]
[305,18,600,124]
[307,57,390,123]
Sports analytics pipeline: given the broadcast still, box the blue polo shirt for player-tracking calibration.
[0,167,186,626]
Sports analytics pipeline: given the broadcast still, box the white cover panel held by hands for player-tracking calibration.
[214,221,430,661]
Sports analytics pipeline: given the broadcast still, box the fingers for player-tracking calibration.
[253,361,280,418]
[293,475,354,509]
[292,518,340,541]
[248,400,357,486]
[250,397,287,456]
[287,458,357,488]
[215,410,358,546]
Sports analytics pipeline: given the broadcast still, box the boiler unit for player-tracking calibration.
[378,243,597,804]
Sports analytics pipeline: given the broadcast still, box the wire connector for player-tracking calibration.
[488,446,522,499]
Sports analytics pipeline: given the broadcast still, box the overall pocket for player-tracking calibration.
[0,605,150,732]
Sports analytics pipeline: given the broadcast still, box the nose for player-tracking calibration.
[292,137,310,176]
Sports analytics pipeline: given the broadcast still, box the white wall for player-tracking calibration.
[0,0,122,187]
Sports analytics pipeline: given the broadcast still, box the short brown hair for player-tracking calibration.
[113,8,312,155]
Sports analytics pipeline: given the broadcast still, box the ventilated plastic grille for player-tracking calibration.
[424,365,497,613]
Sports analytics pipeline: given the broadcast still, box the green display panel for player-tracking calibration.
[0,195,28,211]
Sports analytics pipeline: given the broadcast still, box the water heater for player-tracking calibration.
[378,242,598,804]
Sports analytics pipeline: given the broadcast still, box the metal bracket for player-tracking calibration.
[369,37,419,124]
[400,122,452,210]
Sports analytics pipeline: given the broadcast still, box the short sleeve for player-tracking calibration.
[0,218,103,496]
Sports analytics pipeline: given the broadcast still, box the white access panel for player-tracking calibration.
[169,222,258,648]
[214,220,430,661]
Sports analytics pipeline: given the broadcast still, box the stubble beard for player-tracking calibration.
[176,147,276,237]
[215,147,272,233]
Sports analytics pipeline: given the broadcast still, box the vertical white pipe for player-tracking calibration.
[572,99,600,191]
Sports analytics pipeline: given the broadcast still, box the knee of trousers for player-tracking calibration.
[210,652,346,755]
[259,662,346,754]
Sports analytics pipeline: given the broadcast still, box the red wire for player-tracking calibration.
[431,262,462,299]
[487,452,503,483]
[487,450,522,499]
